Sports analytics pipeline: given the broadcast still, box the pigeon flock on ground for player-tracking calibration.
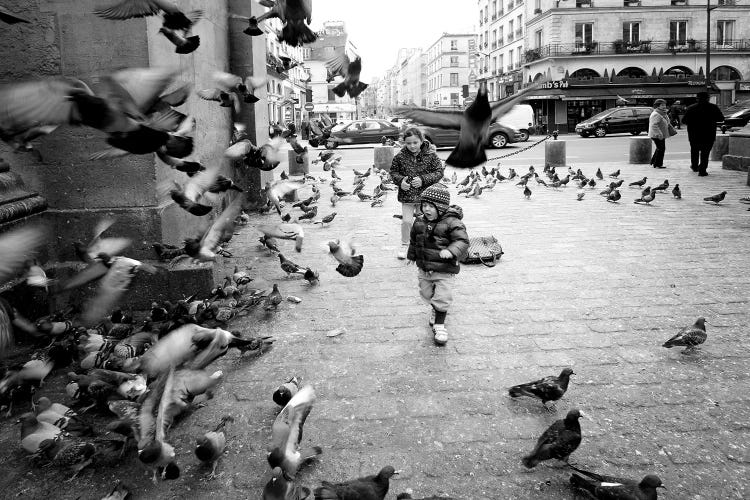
[0,1,746,498]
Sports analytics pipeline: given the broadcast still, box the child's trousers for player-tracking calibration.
[417,269,455,312]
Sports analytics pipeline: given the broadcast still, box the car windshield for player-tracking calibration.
[730,109,749,118]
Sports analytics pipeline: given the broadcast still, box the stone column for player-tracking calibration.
[629,137,653,164]
[228,0,273,203]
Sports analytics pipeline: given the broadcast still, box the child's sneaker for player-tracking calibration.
[429,308,436,326]
[432,324,448,345]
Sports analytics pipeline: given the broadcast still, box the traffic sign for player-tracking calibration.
[304,102,314,111]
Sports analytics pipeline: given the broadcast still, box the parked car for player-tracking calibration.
[575,106,653,138]
[720,107,750,129]
[325,119,401,148]
[418,122,523,149]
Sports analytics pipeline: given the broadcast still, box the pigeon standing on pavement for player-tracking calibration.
[672,184,681,199]
[509,368,574,412]
[703,191,727,204]
[314,466,398,500]
[523,185,531,199]
[595,168,603,180]
[195,415,234,479]
[273,376,301,407]
[609,169,620,178]
[652,179,669,192]
[629,177,647,188]
[522,409,583,468]
[663,317,707,353]
[634,189,656,205]
[569,464,665,500]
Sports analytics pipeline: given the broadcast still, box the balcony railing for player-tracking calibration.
[671,0,687,4]
[507,35,514,42]
[718,0,735,4]
[624,0,641,5]
[492,69,498,75]
[534,7,543,13]
[577,0,593,6]
[514,62,521,69]
[484,41,489,48]
[516,29,523,37]
[491,42,498,49]
[507,64,514,71]
[508,2,514,10]
[492,14,497,20]
[523,39,750,61]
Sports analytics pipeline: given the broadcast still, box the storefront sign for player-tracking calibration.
[687,80,706,86]
[539,80,569,89]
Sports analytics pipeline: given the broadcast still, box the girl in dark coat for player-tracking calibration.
[407,183,470,345]
[389,127,444,259]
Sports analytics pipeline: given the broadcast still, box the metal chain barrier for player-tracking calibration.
[485,133,554,162]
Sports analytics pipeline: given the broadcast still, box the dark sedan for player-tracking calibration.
[325,119,401,148]
[419,122,523,149]
[721,107,750,129]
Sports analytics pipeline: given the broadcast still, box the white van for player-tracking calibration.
[496,104,535,141]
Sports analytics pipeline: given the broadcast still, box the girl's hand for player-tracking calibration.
[411,177,422,189]
[439,249,453,260]
[400,178,411,191]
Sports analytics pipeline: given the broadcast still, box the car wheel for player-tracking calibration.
[518,130,530,142]
[325,140,338,149]
[630,130,641,136]
[594,127,606,138]
[490,132,508,148]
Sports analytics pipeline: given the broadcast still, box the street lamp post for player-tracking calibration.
[706,0,719,93]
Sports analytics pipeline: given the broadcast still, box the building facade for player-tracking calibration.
[303,21,360,122]
[425,33,477,108]
[263,18,309,129]
[477,0,526,100]
[522,0,750,132]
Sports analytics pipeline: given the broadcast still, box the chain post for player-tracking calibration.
[485,133,554,163]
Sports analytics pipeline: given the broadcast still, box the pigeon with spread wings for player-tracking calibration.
[268,385,321,476]
[395,82,539,169]
[0,67,182,153]
[94,0,203,54]
[325,53,368,99]
[327,239,363,277]
[236,0,316,47]
[173,193,248,265]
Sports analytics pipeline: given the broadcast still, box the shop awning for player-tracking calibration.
[524,84,707,101]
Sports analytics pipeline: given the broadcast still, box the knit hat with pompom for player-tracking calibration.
[420,183,450,214]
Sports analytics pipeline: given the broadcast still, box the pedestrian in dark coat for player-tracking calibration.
[669,100,684,129]
[407,183,469,346]
[390,127,444,259]
[682,92,725,176]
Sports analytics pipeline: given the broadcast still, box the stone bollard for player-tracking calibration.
[374,145,395,172]
[544,140,566,167]
[288,150,309,176]
[711,135,729,161]
[629,136,652,164]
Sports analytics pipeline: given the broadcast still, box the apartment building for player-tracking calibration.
[425,33,477,108]
[522,0,750,132]
[477,0,526,100]
[303,21,361,122]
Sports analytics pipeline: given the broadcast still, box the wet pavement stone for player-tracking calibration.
[0,147,748,499]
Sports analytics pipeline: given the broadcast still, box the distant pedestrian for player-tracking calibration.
[390,127,444,260]
[407,183,469,345]
[648,99,675,169]
[682,92,724,177]
[669,100,685,129]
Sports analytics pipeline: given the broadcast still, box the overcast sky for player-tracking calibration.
[309,0,477,81]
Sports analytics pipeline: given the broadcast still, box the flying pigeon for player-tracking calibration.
[395,82,539,169]
[326,54,368,98]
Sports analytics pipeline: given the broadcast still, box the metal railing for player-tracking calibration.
[516,29,523,37]
[492,42,498,49]
[507,35,514,42]
[523,39,750,61]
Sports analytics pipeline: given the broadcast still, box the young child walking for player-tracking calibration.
[390,127,445,260]
[407,183,469,345]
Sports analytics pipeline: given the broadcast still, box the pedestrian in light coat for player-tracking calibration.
[648,99,674,169]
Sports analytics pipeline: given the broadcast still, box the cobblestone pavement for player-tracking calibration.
[2,144,749,499]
